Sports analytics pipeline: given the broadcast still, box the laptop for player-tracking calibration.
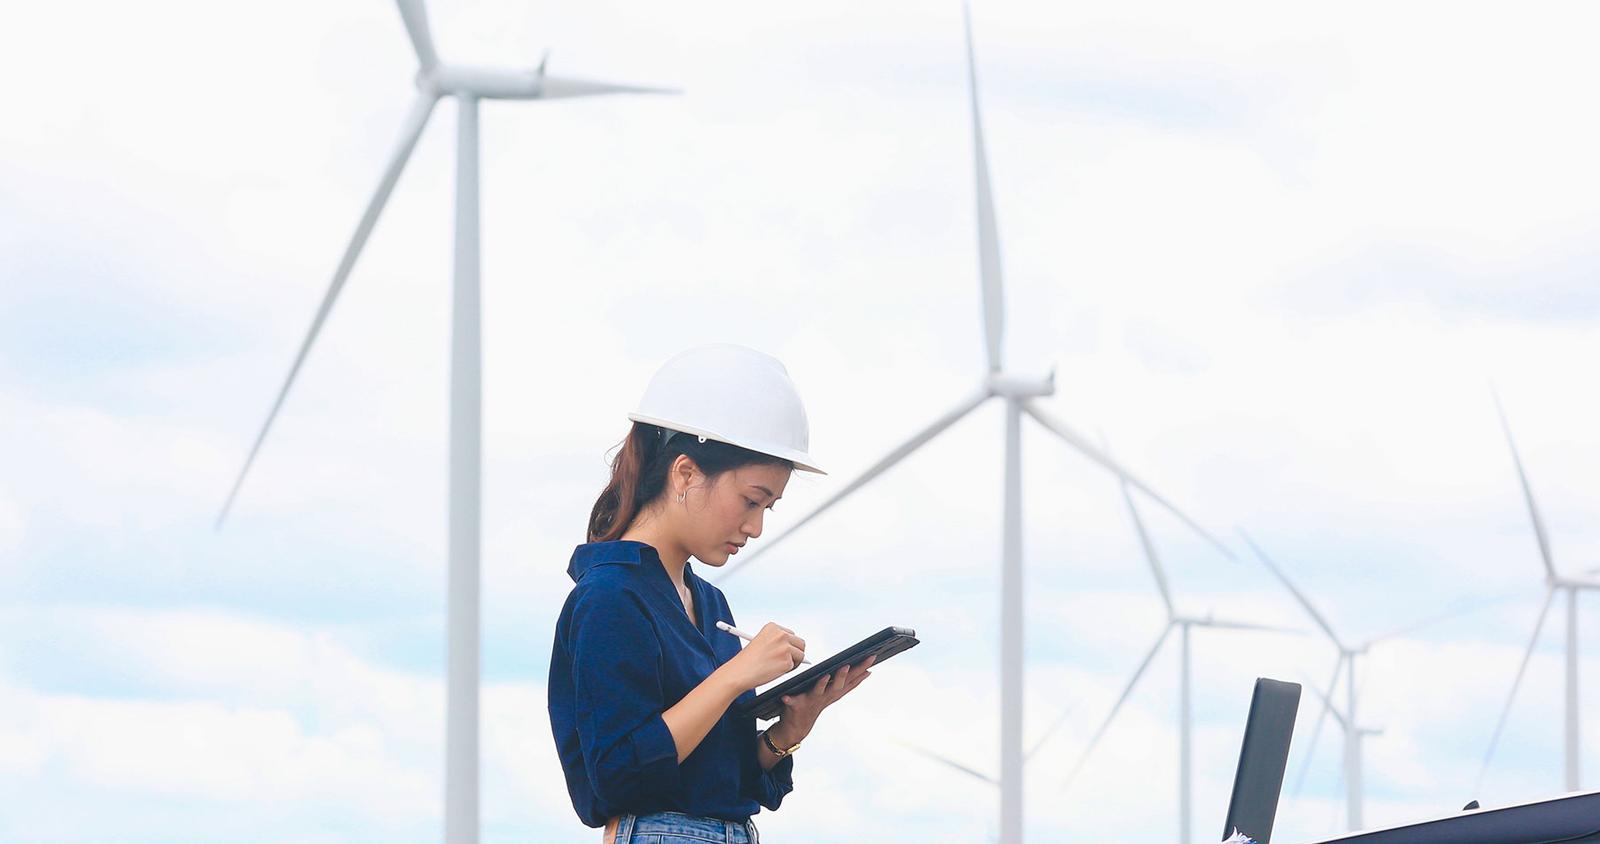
[1221,678,1303,844]
[1301,789,1600,843]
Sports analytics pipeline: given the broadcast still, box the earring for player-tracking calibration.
[676,491,686,503]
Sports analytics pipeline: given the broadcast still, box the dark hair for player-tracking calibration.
[587,422,795,543]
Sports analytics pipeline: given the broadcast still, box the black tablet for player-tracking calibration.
[734,625,918,722]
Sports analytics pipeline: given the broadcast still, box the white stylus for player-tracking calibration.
[715,620,812,665]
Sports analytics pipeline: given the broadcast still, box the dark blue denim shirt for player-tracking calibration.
[548,539,795,828]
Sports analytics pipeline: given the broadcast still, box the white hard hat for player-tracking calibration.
[628,344,825,475]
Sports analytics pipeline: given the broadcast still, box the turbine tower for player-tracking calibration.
[1477,392,1600,795]
[214,4,668,842]
[712,8,1233,841]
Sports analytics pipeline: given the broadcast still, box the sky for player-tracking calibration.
[3,0,1600,841]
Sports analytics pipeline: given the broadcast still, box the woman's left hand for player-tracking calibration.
[775,654,877,741]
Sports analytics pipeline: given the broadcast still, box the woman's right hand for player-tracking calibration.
[723,622,807,690]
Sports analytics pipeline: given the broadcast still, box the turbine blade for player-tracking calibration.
[1198,618,1302,635]
[1492,389,1558,580]
[537,75,679,99]
[892,738,997,785]
[1024,698,1078,763]
[1062,625,1172,790]
[1291,657,1346,796]
[1238,529,1344,649]
[1297,670,1350,731]
[395,0,440,71]
[1102,429,1176,615]
[1121,468,1175,617]
[1363,586,1527,647]
[1475,585,1557,795]
[1024,402,1236,561]
[216,92,439,528]
[711,389,989,584]
[962,1,1004,373]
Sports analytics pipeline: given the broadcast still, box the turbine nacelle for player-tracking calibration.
[1553,574,1600,591]
[394,0,673,102]
[1175,612,1301,636]
[418,63,674,101]
[984,369,1055,399]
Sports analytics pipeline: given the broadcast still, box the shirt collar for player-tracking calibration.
[567,539,659,582]
[569,538,709,622]
[567,539,702,586]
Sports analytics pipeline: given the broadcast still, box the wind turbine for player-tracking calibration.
[213,4,669,842]
[1052,461,1298,844]
[1240,531,1388,832]
[711,7,1235,842]
[1476,392,1600,795]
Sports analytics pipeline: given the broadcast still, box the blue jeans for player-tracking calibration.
[612,810,760,844]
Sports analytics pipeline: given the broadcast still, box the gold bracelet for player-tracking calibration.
[761,726,802,757]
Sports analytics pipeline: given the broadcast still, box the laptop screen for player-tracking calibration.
[1223,678,1302,844]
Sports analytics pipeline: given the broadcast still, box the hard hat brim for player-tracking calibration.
[627,412,826,475]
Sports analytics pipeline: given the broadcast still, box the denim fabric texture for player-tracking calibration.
[613,810,761,844]
[550,540,796,829]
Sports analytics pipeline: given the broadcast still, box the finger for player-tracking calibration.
[831,670,870,699]
[787,634,806,651]
[777,624,794,634]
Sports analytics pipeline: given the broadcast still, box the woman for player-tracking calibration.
[548,344,876,844]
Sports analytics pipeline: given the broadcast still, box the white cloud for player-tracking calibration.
[0,606,580,841]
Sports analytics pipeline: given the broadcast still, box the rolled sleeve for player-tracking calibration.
[571,585,683,807]
[754,751,795,811]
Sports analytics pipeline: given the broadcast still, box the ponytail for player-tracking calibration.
[588,423,659,542]
[587,422,793,542]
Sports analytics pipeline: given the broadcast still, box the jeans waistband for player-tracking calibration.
[615,810,759,844]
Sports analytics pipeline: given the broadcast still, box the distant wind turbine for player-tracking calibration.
[213,3,671,842]
[1241,530,1396,832]
[1476,391,1600,796]
[711,7,1232,842]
